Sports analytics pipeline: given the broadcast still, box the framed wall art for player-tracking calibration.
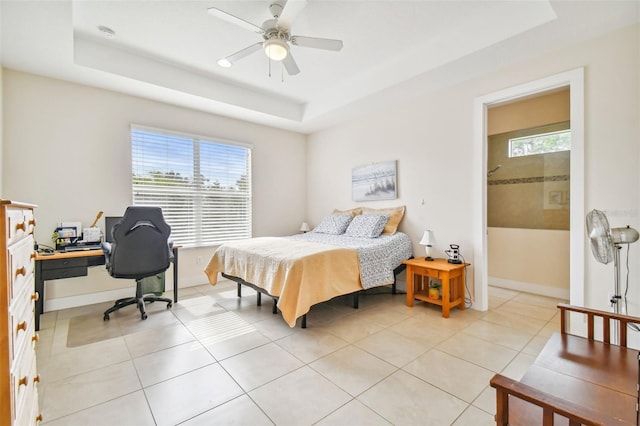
[352,160,397,202]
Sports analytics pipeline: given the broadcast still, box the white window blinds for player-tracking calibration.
[131,126,252,248]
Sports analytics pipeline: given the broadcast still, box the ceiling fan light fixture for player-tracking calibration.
[263,39,288,61]
[97,25,116,40]
[217,58,232,68]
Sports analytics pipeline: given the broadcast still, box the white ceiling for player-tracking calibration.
[2,1,639,134]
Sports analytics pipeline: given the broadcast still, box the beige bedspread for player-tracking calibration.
[204,237,362,327]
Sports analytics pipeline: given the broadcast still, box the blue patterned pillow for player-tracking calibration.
[312,214,353,234]
[344,214,389,238]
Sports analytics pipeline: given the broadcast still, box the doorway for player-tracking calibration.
[472,68,585,311]
[486,89,570,299]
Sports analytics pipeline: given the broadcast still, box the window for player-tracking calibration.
[131,126,252,248]
[508,129,571,157]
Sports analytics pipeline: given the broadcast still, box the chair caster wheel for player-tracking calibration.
[104,314,110,321]
[167,302,172,309]
[141,313,148,320]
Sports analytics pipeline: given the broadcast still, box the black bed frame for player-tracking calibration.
[221,261,409,328]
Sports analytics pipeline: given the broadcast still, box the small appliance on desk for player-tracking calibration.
[53,211,104,251]
[53,225,80,251]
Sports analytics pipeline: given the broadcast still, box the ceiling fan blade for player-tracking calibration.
[290,36,343,51]
[221,42,263,66]
[282,53,300,75]
[277,0,307,29]
[207,7,264,34]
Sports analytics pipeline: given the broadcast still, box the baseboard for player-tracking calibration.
[489,276,569,300]
[44,287,132,312]
[44,279,206,312]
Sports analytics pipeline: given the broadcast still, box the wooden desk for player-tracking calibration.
[403,258,469,317]
[34,246,179,330]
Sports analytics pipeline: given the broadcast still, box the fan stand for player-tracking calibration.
[610,244,623,344]
[613,244,640,338]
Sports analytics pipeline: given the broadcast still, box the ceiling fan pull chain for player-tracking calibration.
[281,64,284,83]
[268,57,272,77]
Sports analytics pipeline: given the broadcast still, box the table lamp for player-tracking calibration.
[300,222,310,233]
[419,230,434,261]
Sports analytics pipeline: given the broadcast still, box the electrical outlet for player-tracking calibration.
[607,292,621,307]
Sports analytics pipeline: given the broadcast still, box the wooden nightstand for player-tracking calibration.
[403,257,470,317]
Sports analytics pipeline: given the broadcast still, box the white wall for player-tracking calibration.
[2,70,307,310]
[488,228,569,299]
[307,24,640,312]
[0,4,3,196]
[0,66,3,198]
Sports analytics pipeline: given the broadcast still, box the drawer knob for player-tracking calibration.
[33,374,40,383]
[18,376,28,387]
[32,292,40,301]
[32,333,39,343]
[15,266,26,277]
[15,222,26,232]
[30,252,37,260]
[29,219,36,227]
[16,321,27,333]
[36,414,43,423]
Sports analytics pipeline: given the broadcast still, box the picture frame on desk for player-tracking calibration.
[54,226,79,250]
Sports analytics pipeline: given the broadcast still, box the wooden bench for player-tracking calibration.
[490,303,640,425]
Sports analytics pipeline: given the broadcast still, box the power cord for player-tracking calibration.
[458,252,473,309]
[622,244,640,332]
[34,241,55,253]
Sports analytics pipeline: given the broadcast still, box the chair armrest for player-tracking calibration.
[101,241,112,254]
[167,240,174,262]
[101,241,112,268]
[490,373,628,426]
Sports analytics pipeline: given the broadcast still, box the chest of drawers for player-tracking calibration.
[0,200,41,425]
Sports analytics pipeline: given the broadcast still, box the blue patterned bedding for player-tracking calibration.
[287,232,413,289]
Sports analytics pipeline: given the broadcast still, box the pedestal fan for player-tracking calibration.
[586,209,639,323]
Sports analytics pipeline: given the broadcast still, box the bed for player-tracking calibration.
[204,208,413,327]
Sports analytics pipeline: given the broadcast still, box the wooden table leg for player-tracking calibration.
[442,274,450,318]
[459,273,466,311]
[406,267,414,307]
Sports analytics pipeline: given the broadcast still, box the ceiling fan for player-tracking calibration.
[208,0,343,75]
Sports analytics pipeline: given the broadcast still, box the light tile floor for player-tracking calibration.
[37,282,566,425]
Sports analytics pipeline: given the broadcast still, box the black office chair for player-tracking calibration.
[102,206,173,321]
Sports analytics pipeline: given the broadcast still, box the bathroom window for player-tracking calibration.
[509,129,571,158]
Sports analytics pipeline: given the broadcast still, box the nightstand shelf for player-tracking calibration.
[402,257,470,317]
[413,289,444,305]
